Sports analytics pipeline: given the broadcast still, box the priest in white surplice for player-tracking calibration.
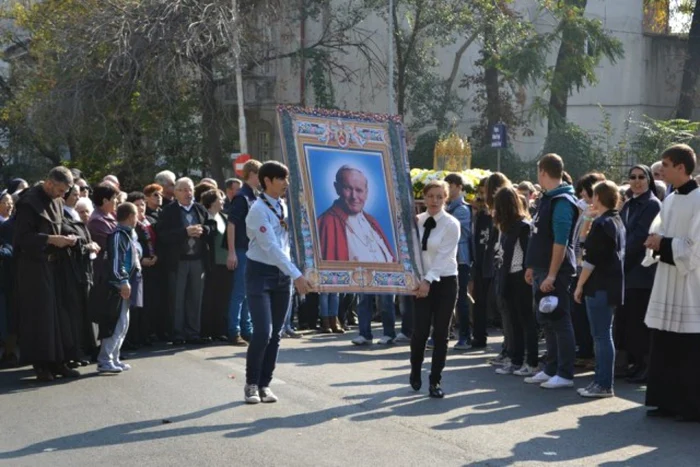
[643,144,700,421]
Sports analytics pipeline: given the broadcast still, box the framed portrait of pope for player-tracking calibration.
[277,106,422,295]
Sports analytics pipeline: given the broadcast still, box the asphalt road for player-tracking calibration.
[1,328,699,467]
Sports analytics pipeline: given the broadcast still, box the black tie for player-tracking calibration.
[422,216,436,251]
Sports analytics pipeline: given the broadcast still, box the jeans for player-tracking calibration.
[357,294,396,339]
[283,296,295,331]
[228,248,252,338]
[585,290,616,390]
[98,301,130,366]
[319,293,340,318]
[533,269,576,380]
[456,264,471,342]
[245,259,292,387]
[410,276,458,385]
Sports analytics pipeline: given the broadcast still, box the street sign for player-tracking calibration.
[233,153,251,176]
[491,123,507,149]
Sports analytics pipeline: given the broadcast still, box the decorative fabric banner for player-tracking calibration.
[277,106,422,295]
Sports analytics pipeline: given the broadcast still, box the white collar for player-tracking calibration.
[424,209,445,222]
[178,202,194,212]
[262,193,280,205]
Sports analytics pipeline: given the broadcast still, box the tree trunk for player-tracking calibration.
[482,23,501,147]
[548,0,587,133]
[199,55,225,183]
[436,31,479,133]
[677,0,700,119]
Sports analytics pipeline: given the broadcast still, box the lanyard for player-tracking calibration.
[260,195,287,230]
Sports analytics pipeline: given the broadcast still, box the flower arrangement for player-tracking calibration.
[410,168,491,201]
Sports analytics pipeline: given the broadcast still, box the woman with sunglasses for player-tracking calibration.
[616,165,661,383]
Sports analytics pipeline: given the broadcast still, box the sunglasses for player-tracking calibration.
[628,175,647,181]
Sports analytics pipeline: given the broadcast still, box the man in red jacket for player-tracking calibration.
[317,166,395,263]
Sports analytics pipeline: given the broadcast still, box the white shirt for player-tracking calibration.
[245,193,302,280]
[346,212,393,262]
[417,210,459,283]
[178,202,194,212]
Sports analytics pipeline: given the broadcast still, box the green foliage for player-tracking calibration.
[541,107,631,182]
[631,117,700,166]
[408,130,439,169]
[471,146,529,182]
[307,53,337,109]
[544,0,625,128]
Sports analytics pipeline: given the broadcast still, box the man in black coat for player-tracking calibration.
[157,177,213,345]
[14,167,81,381]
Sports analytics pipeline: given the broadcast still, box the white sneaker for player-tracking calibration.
[259,386,278,403]
[244,384,261,404]
[378,335,394,345]
[97,362,123,374]
[513,364,538,377]
[394,333,410,344]
[115,361,132,371]
[540,375,574,389]
[524,371,552,384]
[495,363,519,375]
[351,336,371,346]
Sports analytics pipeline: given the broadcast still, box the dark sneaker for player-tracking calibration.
[580,384,614,398]
[259,386,278,403]
[244,384,261,404]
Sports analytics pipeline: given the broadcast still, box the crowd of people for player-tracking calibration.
[0,144,698,421]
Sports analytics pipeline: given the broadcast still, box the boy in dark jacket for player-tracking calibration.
[97,202,142,374]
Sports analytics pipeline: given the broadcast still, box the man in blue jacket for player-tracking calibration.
[524,153,578,389]
[444,173,473,349]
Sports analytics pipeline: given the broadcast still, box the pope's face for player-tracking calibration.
[335,171,367,215]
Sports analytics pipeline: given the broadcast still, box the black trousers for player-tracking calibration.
[297,293,319,329]
[572,275,593,357]
[337,293,356,326]
[504,272,538,367]
[410,276,458,385]
[472,275,492,346]
[616,288,652,363]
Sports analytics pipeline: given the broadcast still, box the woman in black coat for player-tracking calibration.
[617,165,661,383]
[200,189,231,342]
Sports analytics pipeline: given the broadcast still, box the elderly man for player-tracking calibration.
[102,175,120,190]
[155,170,177,207]
[157,177,213,345]
[317,166,395,262]
[14,167,81,381]
[650,161,663,181]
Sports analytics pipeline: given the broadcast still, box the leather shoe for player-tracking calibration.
[51,363,80,378]
[429,384,445,398]
[409,369,422,391]
[34,366,54,382]
[626,367,648,384]
[647,407,674,418]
